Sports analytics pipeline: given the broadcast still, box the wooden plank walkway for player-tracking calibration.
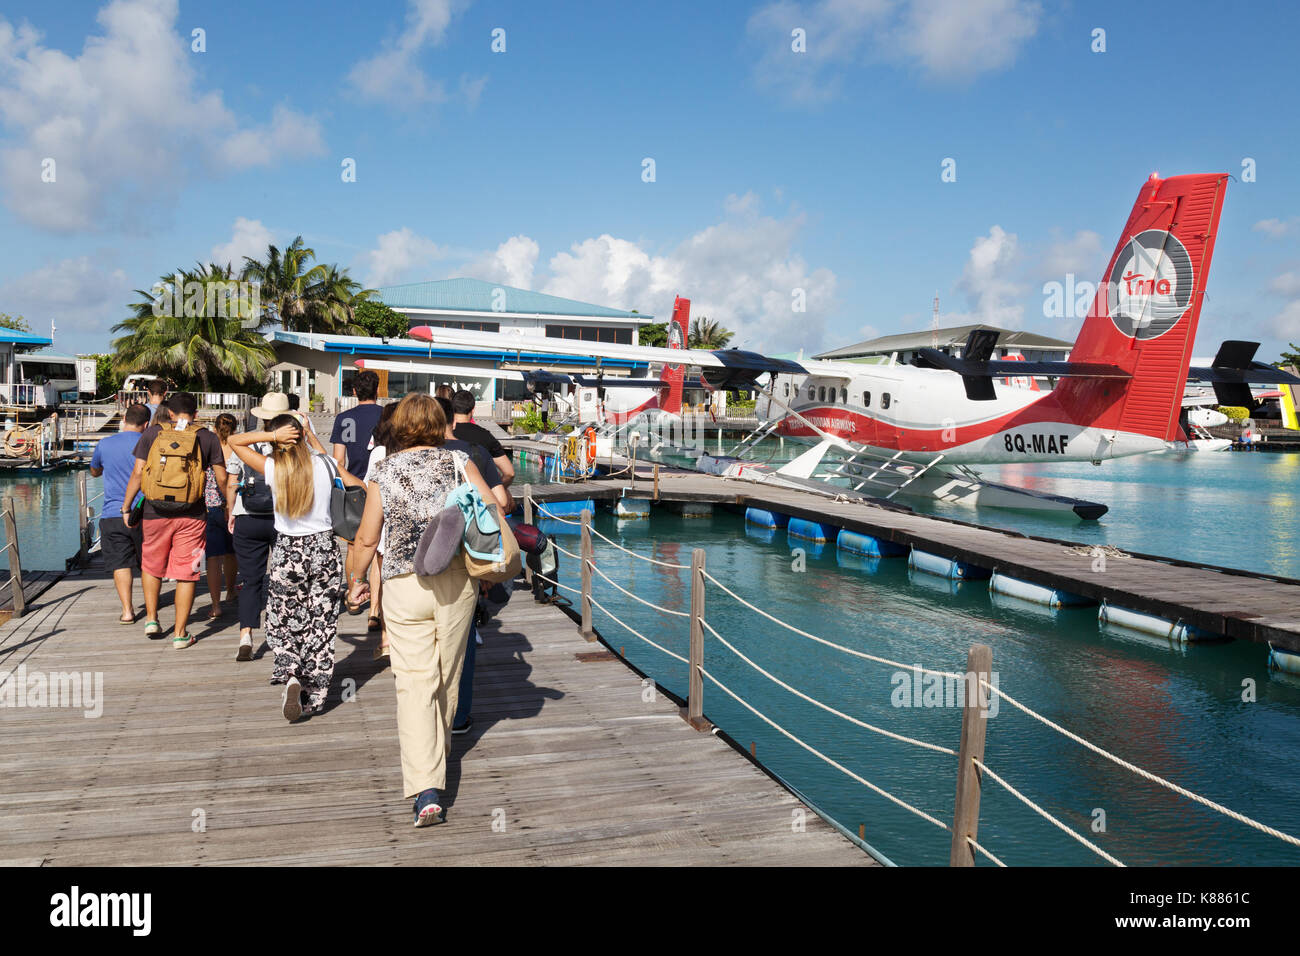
[512,446,1300,652]
[0,559,872,867]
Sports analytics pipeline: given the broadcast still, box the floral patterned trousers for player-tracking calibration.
[265,530,343,713]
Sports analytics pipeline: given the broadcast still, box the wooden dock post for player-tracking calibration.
[3,497,24,618]
[686,547,709,730]
[76,470,90,563]
[580,509,595,641]
[653,464,660,501]
[523,484,533,586]
[950,643,993,866]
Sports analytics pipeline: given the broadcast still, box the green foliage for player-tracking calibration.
[1280,343,1300,369]
[238,236,375,334]
[112,264,277,389]
[1219,406,1250,422]
[91,354,124,399]
[0,312,31,332]
[638,322,668,348]
[353,300,410,339]
[515,406,547,433]
[689,316,734,349]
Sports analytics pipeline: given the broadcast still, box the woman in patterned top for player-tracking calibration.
[345,393,499,828]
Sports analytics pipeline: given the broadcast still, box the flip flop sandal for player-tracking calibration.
[172,632,195,649]
[367,616,382,632]
[119,614,136,625]
[144,620,162,639]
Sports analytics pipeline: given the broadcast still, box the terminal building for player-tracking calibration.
[268,278,654,412]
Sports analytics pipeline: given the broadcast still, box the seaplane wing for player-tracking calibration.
[352,358,678,390]
[406,325,840,388]
[1183,340,1300,407]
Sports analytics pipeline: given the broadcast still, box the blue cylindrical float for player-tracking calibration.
[989,571,1091,608]
[908,548,990,580]
[536,499,597,520]
[788,518,836,543]
[745,508,788,529]
[614,496,652,519]
[837,529,906,558]
[1269,644,1300,676]
[1099,602,1219,642]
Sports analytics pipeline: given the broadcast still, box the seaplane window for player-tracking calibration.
[840,388,847,404]
[818,386,826,402]
[863,391,871,407]
[882,392,891,409]
[784,382,790,397]
[808,385,815,400]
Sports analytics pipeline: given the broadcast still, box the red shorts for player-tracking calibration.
[141,516,207,581]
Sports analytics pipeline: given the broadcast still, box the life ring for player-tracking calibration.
[584,427,597,463]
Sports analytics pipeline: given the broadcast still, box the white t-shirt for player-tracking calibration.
[262,455,334,536]
[227,441,271,518]
[364,445,387,554]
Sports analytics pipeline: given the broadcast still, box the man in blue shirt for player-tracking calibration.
[90,402,151,623]
[330,370,383,476]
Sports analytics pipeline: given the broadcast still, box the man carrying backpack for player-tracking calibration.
[121,392,227,648]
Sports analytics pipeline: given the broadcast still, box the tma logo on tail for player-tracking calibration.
[1106,229,1193,339]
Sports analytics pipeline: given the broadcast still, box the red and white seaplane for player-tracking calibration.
[407,173,1300,518]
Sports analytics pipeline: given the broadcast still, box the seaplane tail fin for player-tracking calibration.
[658,296,690,415]
[1058,173,1230,442]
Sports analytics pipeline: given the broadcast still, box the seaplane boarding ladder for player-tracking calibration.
[725,417,783,458]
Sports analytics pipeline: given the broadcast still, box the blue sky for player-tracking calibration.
[1,0,1298,360]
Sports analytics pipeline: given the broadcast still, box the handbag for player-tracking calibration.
[445,456,521,584]
[319,454,367,541]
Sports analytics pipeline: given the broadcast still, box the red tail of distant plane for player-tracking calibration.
[657,296,690,415]
[1056,173,1229,442]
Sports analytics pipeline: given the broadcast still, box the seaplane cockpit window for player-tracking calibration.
[863,391,871,407]
[882,393,891,409]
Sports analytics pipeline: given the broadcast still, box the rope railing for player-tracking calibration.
[521,488,1300,866]
[980,677,1300,851]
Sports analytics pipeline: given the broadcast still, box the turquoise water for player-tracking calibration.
[519,448,1300,866]
[0,469,88,571]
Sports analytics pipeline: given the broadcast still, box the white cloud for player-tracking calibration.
[953,225,1025,328]
[363,228,451,287]
[1254,218,1296,239]
[347,0,486,107]
[209,218,274,270]
[1038,229,1103,281]
[0,0,324,233]
[542,197,837,352]
[463,235,540,289]
[1272,300,1300,338]
[0,253,131,343]
[1270,271,1300,297]
[746,0,1041,102]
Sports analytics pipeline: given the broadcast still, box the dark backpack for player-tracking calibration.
[238,443,274,515]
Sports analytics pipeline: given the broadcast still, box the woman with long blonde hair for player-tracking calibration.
[230,413,364,721]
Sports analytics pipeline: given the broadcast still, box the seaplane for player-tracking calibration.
[405,172,1300,519]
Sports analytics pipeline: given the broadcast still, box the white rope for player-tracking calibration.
[588,595,688,663]
[700,618,956,756]
[699,664,951,832]
[966,835,1007,868]
[587,522,690,569]
[701,568,965,681]
[531,570,581,596]
[973,758,1125,867]
[982,678,1300,851]
[531,497,689,569]
[552,541,580,560]
[588,558,689,618]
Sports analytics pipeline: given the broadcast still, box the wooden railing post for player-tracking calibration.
[76,470,90,563]
[579,509,595,641]
[950,643,993,866]
[686,548,709,731]
[522,484,534,586]
[3,497,24,617]
[653,464,660,501]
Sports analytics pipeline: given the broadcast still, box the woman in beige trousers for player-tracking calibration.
[346,393,499,828]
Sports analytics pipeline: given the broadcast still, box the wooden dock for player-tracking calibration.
[0,558,873,867]
[513,444,1300,653]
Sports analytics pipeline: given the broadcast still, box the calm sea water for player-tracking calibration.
[518,446,1300,866]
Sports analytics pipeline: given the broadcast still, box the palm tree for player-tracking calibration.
[689,316,734,349]
[239,237,375,334]
[111,264,276,389]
